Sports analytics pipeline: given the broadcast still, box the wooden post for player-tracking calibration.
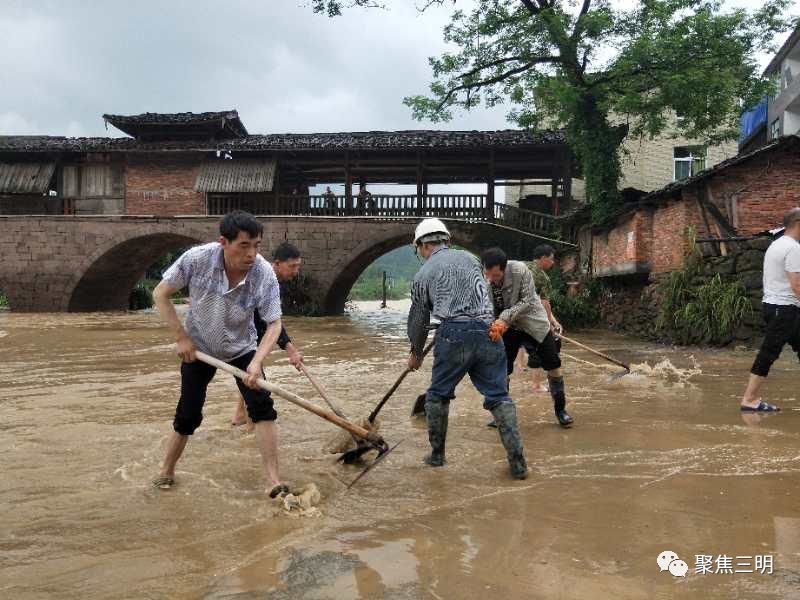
[344,152,353,214]
[416,152,424,216]
[486,149,495,221]
[381,271,387,309]
[273,158,281,213]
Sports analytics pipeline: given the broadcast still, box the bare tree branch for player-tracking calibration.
[435,57,558,112]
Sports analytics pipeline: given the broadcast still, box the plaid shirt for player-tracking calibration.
[407,247,494,356]
[162,242,282,361]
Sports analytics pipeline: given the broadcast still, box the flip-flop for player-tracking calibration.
[268,483,290,499]
[152,475,175,489]
[740,401,781,412]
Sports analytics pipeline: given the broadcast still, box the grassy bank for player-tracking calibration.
[349,246,419,302]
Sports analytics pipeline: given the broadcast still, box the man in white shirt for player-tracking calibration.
[740,207,800,412]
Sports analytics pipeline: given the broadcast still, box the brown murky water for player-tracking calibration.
[2,301,800,599]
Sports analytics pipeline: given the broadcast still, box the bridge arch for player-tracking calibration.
[68,232,203,311]
[320,222,489,314]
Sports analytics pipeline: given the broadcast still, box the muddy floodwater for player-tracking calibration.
[2,300,800,599]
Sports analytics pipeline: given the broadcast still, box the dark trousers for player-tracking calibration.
[503,329,561,375]
[173,350,276,435]
[751,304,800,377]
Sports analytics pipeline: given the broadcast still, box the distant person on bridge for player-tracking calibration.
[407,218,528,479]
[150,211,289,499]
[740,207,800,413]
[482,247,574,428]
[232,242,305,428]
[323,186,336,212]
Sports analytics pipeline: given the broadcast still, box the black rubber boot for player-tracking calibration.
[549,376,573,428]
[486,376,510,429]
[424,399,449,467]
[490,402,528,479]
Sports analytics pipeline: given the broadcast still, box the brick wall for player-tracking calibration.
[591,142,800,277]
[125,153,206,215]
[709,148,800,235]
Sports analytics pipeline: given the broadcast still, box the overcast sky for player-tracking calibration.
[2,0,795,140]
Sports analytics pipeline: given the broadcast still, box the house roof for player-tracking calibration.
[103,110,248,140]
[763,25,800,77]
[0,129,568,153]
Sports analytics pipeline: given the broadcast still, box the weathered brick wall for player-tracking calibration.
[125,153,206,216]
[592,209,653,276]
[709,148,800,235]
[591,145,799,277]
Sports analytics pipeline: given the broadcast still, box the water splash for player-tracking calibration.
[629,356,702,384]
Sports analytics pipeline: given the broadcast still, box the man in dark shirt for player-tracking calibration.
[231,242,305,427]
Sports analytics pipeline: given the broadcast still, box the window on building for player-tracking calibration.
[673,146,706,181]
[770,118,781,140]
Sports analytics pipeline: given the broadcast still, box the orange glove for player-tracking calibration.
[488,319,508,342]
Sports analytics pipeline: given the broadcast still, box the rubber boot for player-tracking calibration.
[549,376,573,428]
[424,399,449,467]
[486,376,510,429]
[489,402,528,479]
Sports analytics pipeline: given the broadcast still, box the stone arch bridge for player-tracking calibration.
[0,216,572,314]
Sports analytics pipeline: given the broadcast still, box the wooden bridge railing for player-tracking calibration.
[204,193,567,239]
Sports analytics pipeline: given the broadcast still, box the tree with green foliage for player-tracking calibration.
[313,0,795,220]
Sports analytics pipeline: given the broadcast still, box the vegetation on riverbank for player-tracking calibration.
[0,291,8,309]
[548,268,601,330]
[655,241,752,345]
[349,246,419,302]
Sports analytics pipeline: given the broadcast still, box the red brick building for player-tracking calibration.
[592,135,800,278]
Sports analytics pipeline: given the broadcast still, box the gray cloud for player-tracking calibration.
[0,0,511,137]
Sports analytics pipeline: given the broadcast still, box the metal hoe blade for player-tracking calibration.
[608,368,631,382]
[346,440,404,490]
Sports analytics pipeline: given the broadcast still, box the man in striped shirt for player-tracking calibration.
[407,218,528,479]
[150,211,288,498]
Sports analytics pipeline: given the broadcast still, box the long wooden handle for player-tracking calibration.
[194,351,377,442]
[299,363,349,420]
[368,337,436,423]
[559,334,630,371]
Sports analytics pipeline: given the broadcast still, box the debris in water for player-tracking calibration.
[277,483,322,517]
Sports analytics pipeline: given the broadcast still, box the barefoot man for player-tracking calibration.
[151,211,289,498]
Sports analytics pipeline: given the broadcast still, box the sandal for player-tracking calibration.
[268,483,290,499]
[740,400,781,412]
[152,475,175,489]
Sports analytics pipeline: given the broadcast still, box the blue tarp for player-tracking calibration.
[740,97,768,142]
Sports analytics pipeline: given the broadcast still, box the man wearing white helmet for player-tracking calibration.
[407,218,528,479]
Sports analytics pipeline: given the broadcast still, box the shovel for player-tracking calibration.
[298,363,360,451]
[338,336,436,464]
[193,350,398,488]
[559,334,630,380]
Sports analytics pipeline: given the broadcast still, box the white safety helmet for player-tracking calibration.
[413,218,451,246]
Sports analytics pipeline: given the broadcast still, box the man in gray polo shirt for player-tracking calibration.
[150,211,288,498]
[740,207,800,412]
